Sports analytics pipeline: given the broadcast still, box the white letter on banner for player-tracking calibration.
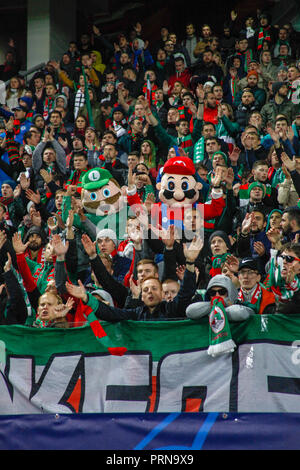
[0,355,82,414]
[238,343,300,412]
[29,354,82,413]
[0,358,38,414]
[83,353,151,412]
[291,340,300,365]
[156,350,232,412]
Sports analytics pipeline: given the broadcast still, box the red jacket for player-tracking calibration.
[168,69,191,90]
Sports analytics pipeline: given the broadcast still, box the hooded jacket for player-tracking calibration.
[186,274,243,320]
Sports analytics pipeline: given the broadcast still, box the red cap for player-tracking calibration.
[163,156,195,176]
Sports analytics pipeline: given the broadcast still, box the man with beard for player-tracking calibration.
[193,48,224,83]
[203,91,218,125]
[234,70,266,110]
[261,81,298,127]
[23,225,47,264]
[280,207,300,244]
[234,89,260,130]
[236,207,271,276]
[118,117,144,154]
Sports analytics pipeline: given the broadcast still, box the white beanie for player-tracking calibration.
[96,229,118,246]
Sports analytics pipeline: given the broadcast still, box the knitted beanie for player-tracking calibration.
[248,181,266,198]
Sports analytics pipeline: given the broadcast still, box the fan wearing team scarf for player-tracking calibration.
[265,242,300,314]
[106,105,128,138]
[253,13,276,53]
[206,230,232,279]
[143,94,203,158]
[186,274,248,321]
[235,257,276,315]
[42,83,57,121]
[0,179,25,229]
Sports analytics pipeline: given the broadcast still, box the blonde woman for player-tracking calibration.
[5,76,25,111]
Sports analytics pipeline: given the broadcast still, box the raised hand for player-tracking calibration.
[241,212,253,235]
[253,241,265,257]
[81,233,97,257]
[40,169,53,184]
[53,297,75,319]
[19,173,30,190]
[183,235,203,263]
[0,230,7,251]
[176,265,186,281]
[52,234,69,257]
[47,215,58,232]
[129,275,141,299]
[281,153,296,172]
[12,232,29,254]
[65,279,88,302]
[26,188,40,205]
[158,223,175,250]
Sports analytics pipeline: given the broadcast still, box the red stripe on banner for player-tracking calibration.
[67,377,82,413]
[148,376,157,412]
[185,398,202,412]
[107,347,127,356]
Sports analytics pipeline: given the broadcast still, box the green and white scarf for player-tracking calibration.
[207,296,236,357]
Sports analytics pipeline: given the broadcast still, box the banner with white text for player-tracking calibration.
[1,314,300,414]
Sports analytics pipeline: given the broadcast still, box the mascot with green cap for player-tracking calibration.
[61,167,129,240]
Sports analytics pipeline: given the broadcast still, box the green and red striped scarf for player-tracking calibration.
[257,27,271,51]
[85,293,127,356]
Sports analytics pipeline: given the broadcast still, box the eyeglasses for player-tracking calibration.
[207,287,227,297]
[281,255,300,263]
[238,270,259,277]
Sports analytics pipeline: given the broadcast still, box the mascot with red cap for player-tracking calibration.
[127,155,226,236]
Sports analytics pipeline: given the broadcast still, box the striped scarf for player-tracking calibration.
[193,136,205,164]
[142,82,158,106]
[209,253,229,277]
[243,49,253,72]
[257,27,271,50]
[74,89,85,118]
[65,169,87,194]
[237,283,262,313]
[177,134,193,152]
[265,257,300,302]
[43,96,55,120]
[230,77,238,101]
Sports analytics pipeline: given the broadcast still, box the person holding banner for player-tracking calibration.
[65,235,203,321]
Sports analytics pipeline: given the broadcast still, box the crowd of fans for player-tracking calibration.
[0,8,300,329]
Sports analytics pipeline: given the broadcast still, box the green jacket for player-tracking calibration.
[153,118,203,158]
[261,98,299,126]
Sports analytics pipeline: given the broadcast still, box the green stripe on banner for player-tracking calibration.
[1,314,300,364]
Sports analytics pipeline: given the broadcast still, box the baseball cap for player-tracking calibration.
[82,168,112,191]
[238,257,259,272]
[163,156,196,176]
